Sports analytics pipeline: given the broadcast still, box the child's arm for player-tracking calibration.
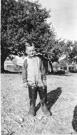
[22,59,27,83]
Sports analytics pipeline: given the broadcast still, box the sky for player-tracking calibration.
[31,0,77,42]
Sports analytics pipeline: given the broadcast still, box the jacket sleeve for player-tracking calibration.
[22,59,28,83]
[40,58,47,83]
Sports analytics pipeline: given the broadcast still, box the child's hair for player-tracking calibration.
[25,42,30,49]
[25,42,35,50]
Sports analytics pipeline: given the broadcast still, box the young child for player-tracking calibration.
[22,43,50,116]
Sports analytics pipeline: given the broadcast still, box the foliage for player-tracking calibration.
[48,40,65,62]
[49,39,77,63]
[1,0,18,71]
[69,41,77,62]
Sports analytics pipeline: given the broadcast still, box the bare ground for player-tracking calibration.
[1,73,77,135]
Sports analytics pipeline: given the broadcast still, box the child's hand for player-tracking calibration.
[43,80,47,86]
[23,82,28,88]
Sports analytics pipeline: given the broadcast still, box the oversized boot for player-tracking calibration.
[38,86,51,116]
[28,85,37,116]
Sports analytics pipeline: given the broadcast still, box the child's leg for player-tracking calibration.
[38,86,51,116]
[28,85,37,116]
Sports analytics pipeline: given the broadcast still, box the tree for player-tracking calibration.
[69,41,77,61]
[1,0,55,71]
[1,0,18,71]
[48,39,65,62]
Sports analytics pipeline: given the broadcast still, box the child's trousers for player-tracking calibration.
[28,85,50,116]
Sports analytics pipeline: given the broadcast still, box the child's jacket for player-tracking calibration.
[22,56,46,87]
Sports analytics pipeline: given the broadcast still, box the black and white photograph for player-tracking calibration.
[1,0,77,134]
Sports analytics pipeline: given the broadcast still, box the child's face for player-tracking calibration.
[26,46,36,57]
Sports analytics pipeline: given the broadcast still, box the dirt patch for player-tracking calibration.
[1,73,77,135]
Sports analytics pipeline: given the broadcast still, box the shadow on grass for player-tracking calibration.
[35,87,62,113]
[72,105,77,132]
[48,71,71,76]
